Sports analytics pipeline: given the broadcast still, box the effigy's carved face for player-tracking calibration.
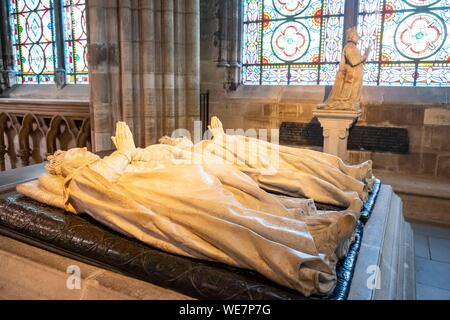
[46,148,100,177]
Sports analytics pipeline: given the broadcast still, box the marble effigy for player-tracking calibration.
[12,121,377,297]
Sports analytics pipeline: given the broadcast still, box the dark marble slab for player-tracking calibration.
[280,121,409,154]
[348,127,409,154]
[279,122,323,148]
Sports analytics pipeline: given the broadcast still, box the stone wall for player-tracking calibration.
[87,0,200,151]
[200,0,450,179]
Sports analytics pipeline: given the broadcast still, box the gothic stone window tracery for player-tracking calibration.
[241,0,450,86]
[9,0,57,83]
[242,0,346,85]
[8,0,88,85]
[357,0,450,86]
[62,0,88,84]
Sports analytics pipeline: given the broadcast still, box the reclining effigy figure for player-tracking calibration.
[16,120,374,297]
[156,116,374,213]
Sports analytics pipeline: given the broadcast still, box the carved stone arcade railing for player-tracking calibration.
[0,100,91,171]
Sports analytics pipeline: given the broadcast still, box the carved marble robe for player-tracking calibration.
[17,148,357,297]
[175,133,373,214]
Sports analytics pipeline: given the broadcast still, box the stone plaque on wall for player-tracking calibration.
[279,122,324,147]
[280,122,409,154]
[348,126,409,154]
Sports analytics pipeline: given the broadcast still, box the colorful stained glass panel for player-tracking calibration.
[9,0,57,84]
[324,0,345,15]
[243,0,261,22]
[242,66,261,84]
[269,20,311,63]
[359,0,383,14]
[379,64,417,86]
[261,66,289,84]
[242,0,345,85]
[319,63,339,84]
[63,0,88,84]
[358,11,382,62]
[416,64,450,86]
[358,0,450,86]
[243,22,260,64]
[272,0,311,16]
[362,63,380,84]
[321,16,344,62]
[403,0,441,6]
[290,65,320,84]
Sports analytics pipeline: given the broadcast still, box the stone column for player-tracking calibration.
[313,109,361,161]
[88,0,200,151]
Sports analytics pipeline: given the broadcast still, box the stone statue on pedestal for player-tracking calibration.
[318,27,370,111]
[314,27,371,160]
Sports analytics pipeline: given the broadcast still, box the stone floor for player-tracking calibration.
[412,223,450,300]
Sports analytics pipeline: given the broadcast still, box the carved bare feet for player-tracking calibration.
[361,160,373,178]
[360,160,375,191]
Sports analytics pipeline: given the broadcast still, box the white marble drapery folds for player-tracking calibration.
[88,0,200,150]
[17,147,357,297]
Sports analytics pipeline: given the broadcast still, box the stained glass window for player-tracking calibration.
[358,0,450,86]
[9,0,58,84]
[62,0,88,84]
[242,0,346,85]
[8,0,89,85]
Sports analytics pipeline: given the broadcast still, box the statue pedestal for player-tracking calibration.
[313,109,361,161]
